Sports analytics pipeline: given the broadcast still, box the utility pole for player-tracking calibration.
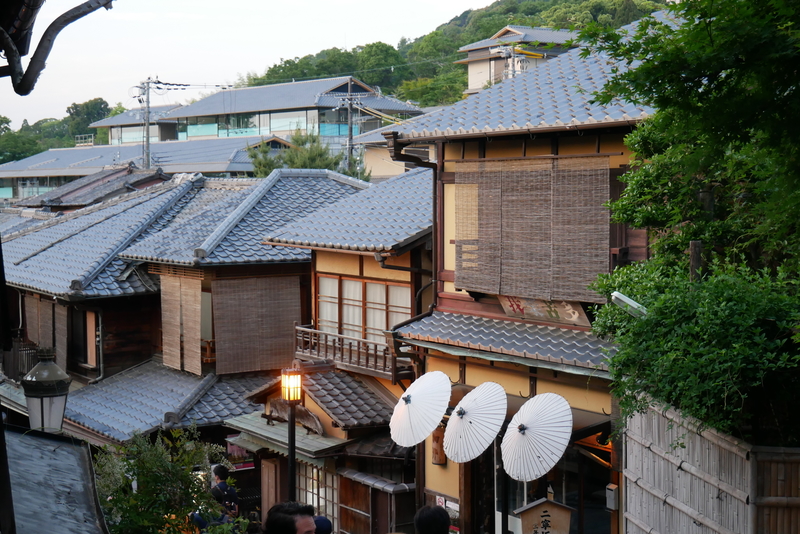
[346,77,353,171]
[143,77,152,169]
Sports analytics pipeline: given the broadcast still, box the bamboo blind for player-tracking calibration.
[454,156,609,303]
[24,294,39,345]
[55,304,68,370]
[181,278,202,375]
[212,276,301,374]
[148,263,205,280]
[160,275,182,370]
[38,299,53,349]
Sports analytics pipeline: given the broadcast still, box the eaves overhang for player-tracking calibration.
[400,338,610,379]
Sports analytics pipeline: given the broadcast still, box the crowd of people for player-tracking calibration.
[191,466,450,534]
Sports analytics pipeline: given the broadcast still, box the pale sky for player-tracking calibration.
[1,0,494,128]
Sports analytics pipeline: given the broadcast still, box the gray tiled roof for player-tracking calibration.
[3,171,366,298]
[64,360,271,443]
[0,208,56,234]
[361,42,653,142]
[89,104,183,128]
[5,428,105,534]
[396,311,613,371]
[303,371,395,429]
[459,26,577,52]
[264,167,431,253]
[182,375,276,427]
[0,136,265,179]
[121,169,369,266]
[166,77,420,119]
[344,432,414,459]
[2,181,188,298]
[16,165,168,208]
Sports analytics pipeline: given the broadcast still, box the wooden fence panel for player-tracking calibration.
[626,406,800,534]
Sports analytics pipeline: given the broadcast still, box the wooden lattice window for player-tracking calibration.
[454,156,610,304]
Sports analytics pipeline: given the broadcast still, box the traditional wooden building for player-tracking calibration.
[368,35,655,534]
[223,169,434,533]
[0,170,368,449]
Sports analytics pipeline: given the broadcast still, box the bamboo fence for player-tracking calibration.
[624,405,800,534]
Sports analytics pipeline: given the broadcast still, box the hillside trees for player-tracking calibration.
[241,0,668,106]
[583,0,800,445]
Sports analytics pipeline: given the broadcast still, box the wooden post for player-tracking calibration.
[690,240,703,282]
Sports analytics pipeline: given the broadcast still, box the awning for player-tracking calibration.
[338,468,415,494]
[403,338,610,379]
[226,432,325,468]
[224,412,352,459]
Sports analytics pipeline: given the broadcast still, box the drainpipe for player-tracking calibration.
[381,131,439,316]
[87,310,104,384]
[382,131,440,512]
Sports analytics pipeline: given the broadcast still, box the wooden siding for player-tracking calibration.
[626,405,800,534]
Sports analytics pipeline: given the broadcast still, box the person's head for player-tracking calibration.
[414,506,450,534]
[264,502,316,534]
[313,516,332,534]
[212,464,229,482]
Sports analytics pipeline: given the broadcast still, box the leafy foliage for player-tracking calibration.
[94,427,235,534]
[592,260,800,445]
[247,142,283,177]
[239,0,667,106]
[582,0,800,267]
[581,0,800,445]
[279,129,344,171]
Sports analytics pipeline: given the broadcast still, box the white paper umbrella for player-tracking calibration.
[444,381,507,463]
[501,392,572,481]
[390,371,452,447]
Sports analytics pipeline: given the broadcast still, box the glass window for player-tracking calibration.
[271,111,307,134]
[316,276,411,340]
[341,279,363,339]
[226,113,258,137]
[318,277,339,334]
[187,115,219,137]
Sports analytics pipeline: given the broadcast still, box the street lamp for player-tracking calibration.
[21,349,71,433]
[281,367,302,502]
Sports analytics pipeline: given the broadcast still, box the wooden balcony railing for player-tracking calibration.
[2,339,38,382]
[294,325,413,383]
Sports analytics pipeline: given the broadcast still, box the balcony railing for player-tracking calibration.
[1,338,38,382]
[294,325,413,383]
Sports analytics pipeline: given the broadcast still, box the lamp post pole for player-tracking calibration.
[287,401,297,502]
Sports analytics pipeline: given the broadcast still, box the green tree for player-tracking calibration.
[583,0,800,266]
[397,69,467,106]
[94,102,127,145]
[247,142,283,177]
[581,0,800,445]
[66,97,110,138]
[94,427,245,534]
[356,42,409,91]
[280,128,343,171]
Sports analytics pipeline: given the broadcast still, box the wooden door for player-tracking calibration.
[261,458,280,522]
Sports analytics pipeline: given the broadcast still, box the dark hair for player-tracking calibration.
[314,516,333,534]
[213,464,230,481]
[414,506,450,534]
[264,502,316,534]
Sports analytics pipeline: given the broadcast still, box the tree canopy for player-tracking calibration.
[582,0,800,445]
[240,0,667,105]
[94,427,247,534]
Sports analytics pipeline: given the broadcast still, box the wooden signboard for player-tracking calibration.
[498,296,591,327]
[514,498,574,534]
[431,427,446,465]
